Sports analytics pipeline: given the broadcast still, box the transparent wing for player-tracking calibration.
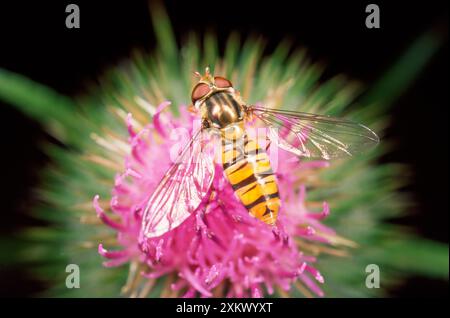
[250,105,379,160]
[140,128,215,239]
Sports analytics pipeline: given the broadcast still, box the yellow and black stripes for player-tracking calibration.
[222,133,280,225]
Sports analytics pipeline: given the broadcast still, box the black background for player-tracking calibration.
[0,0,448,297]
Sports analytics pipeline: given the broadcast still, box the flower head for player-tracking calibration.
[93,99,347,297]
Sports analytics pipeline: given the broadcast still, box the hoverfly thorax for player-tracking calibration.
[192,67,244,130]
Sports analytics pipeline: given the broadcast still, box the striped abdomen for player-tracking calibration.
[222,133,280,225]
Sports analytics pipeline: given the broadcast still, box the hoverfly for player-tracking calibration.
[140,67,379,238]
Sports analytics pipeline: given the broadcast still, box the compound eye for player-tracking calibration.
[214,76,233,88]
[191,83,211,103]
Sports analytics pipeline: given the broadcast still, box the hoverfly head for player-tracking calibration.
[191,67,234,107]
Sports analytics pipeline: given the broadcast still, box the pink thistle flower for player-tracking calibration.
[93,101,345,298]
